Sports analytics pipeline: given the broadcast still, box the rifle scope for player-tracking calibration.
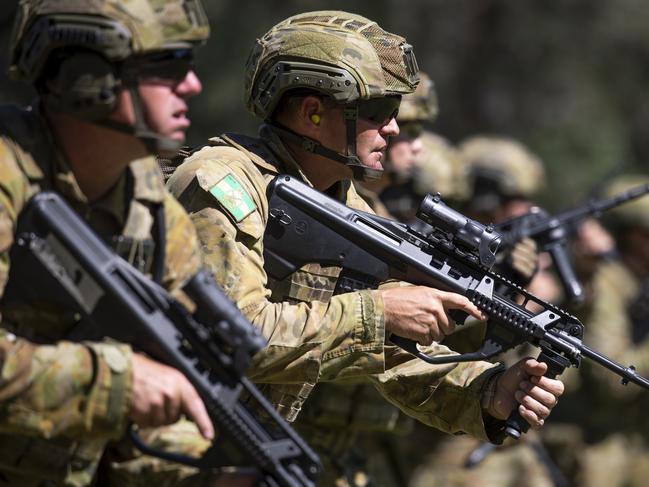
[417,193,503,268]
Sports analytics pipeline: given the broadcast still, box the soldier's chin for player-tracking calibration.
[364,154,384,170]
[155,134,185,158]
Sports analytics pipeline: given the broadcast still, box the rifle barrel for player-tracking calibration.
[525,182,649,239]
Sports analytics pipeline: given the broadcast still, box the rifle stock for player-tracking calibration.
[263,175,649,442]
[1,191,321,487]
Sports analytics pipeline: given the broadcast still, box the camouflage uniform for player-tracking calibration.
[0,1,212,486]
[354,181,395,219]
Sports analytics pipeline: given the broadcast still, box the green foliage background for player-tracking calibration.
[2,0,649,209]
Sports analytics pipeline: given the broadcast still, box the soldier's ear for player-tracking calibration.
[300,95,326,130]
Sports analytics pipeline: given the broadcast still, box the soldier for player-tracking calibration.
[459,135,557,297]
[0,1,216,485]
[167,11,564,486]
[562,174,649,487]
[355,72,437,219]
[459,135,546,223]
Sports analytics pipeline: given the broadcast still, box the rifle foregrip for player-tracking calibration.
[503,350,566,440]
[548,243,585,305]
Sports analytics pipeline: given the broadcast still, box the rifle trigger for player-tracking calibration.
[269,208,292,225]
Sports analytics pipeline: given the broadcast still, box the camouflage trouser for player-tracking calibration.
[577,434,649,487]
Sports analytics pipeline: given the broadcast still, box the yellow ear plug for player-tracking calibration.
[311,114,321,125]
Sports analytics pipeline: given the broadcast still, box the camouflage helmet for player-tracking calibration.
[397,72,438,125]
[413,131,469,201]
[459,135,546,209]
[602,174,649,234]
[244,11,419,182]
[245,10,419,120]
[10,0,209,82]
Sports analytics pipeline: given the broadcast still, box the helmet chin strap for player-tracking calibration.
[268,103,383,182]
[99,77,181,157]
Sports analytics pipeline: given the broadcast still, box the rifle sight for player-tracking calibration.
[416,193,503,268]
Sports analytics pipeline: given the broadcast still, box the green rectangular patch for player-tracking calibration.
[209,174,257,222]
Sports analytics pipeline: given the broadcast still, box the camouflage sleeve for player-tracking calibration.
[368,343,504,440]
[168,150,387,385]
[0,330,133,440]
[0,139,133,440]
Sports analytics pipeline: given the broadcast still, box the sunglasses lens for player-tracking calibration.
[358,96,401,124]
[136,49,194,82]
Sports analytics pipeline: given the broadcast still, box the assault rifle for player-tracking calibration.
[1,191,321,487]
[263,175,649,442]
[495,182,649,304]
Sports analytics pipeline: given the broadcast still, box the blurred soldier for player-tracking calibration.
[460,135,546,223]
[561,174,649,487]
[412,131,471,204]
[167,11,564,486]
[459,135,558,297]
[0,1,216,485]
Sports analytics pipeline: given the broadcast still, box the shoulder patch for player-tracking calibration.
[209,173,257,222]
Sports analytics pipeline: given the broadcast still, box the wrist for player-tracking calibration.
[480,370,502,418]
[86,342,134,439]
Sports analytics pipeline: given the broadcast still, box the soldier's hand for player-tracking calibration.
[381,286,485,345]
[505,237,539,286]
[572,218,615,281]
[486,358,564,428]
[130,353,214,440]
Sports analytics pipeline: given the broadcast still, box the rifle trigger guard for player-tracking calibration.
[269,208,292,225]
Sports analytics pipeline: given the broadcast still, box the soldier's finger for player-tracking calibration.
[519,380,560,410]
[515,390,551,419]
[430,301,452,337]
[517,404,545,429]
[439,291,486,320]
[181,382,215,440]
[530,375,564,398]
[521,358,548,376]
